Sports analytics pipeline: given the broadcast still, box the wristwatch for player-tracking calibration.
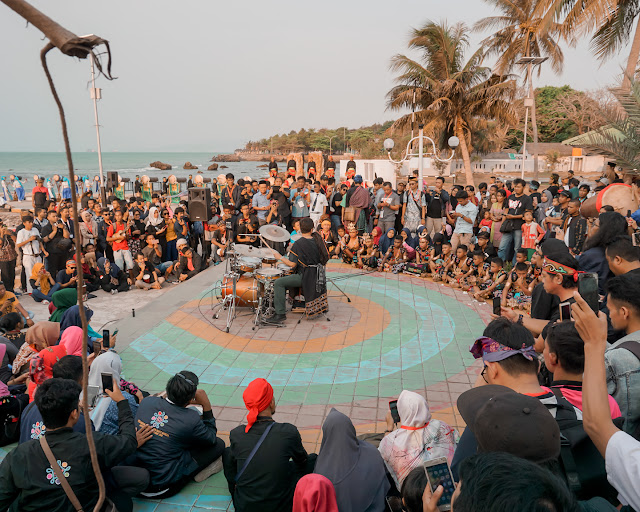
[517,314,524,325]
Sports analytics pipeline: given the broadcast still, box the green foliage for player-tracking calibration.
[536,86,579,142]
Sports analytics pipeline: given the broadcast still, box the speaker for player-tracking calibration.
[106,171,118,190]
[188,187,212,221]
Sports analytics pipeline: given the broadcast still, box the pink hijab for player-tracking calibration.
[59,326,84,356]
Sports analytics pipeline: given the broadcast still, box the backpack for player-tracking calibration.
[547,388,621,504]
[0,395,23,446]
[33,190,47,208]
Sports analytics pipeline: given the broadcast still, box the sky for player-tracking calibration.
[0,0,631,153]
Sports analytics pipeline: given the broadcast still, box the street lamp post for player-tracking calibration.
[89,52,107,207]
[328,135,337,155]
[384,124,459,189]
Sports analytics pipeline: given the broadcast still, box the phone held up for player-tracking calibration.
[492,296,501,316]
[423,457,456,511]
[389,400,401,424]
[559,272,599,321]
[101,372,114,393]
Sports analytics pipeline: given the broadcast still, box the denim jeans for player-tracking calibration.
[498,230,522,264]
[31,283,61,302]
[330,215,342,235]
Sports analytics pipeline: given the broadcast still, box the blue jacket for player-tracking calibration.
[19,401,93,444]
[605,330,640,436]
[135,396,220,486]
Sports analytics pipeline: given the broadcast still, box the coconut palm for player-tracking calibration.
[475,0,565,179]
[387,21,517,185]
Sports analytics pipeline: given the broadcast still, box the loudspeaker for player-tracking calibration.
[106,171,118,190]
[188,187,212,221]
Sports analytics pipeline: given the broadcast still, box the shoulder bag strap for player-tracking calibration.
[617,341,640,362]
[39,435,84,512]
[234,422,275,483]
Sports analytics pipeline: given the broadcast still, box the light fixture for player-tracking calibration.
[448,136,460,149]
[383,138,395,151]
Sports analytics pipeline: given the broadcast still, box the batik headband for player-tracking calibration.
[543,257,581,282]
[470,336,537,363]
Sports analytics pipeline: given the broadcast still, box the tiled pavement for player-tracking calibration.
[1,261,491,512]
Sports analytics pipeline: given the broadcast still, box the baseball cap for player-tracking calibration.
[559,190,572,198]
[597,177,610,186]
[353,175,363,184]
[457,385,560,463]
[176,238,188,248]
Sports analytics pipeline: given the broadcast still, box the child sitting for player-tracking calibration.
[431,241,453,281]
[445,244,472,287]
[459,250,490,291]
[405,232,431,276]
[356,233,380,270]
[478,210,493,234]
[520,210,545,260]
[501,261,533,311]
[380,235,408,273]
[473,257,507,301]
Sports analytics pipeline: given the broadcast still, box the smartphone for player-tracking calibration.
[578,272,599,313]
[93,340,102,355]
[101,372,114,392]
[8,297,15,303]
[389,400,401,424]
[634,232,640,247]
[102,329,110,345]
[627,209,632,218]
[423,457,456,511]
[86,384,100,407]
[492,296,502,316]
[385,496,403,512]
[559,301,572,321]
[112,328,119,337]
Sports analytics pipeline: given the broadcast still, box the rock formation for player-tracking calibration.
[150,161,172,171]
[207,163,219,171]
[183,162,198,170]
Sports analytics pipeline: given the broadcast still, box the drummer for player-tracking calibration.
[269,217,330,324]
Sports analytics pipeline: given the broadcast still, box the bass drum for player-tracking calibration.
[221,274,258,307]
[581,184,638,218]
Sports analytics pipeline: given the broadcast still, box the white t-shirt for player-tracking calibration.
[310,192,328,216]
[16,227,41,256]
[606,430,640,509]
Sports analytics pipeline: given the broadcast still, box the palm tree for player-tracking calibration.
[387,21,517,185]
[535,0,639,91]
[475,0,565,179]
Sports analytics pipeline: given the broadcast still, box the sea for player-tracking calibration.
[0,152,299,182]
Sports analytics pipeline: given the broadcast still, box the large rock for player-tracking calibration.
[150,161,172,171]
[183,161,198,170]
[207,163,219,171]
[211,154,241,162]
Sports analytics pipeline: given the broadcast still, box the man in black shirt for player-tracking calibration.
[425,176,450,237]
[223,378,314,512]
[497,178,532,264]
[345,155,356,180]
[325,155,336,178]
[606,235,640,276]
[268,156,279,179]
[330,183,347,234]
[41,210,71,277]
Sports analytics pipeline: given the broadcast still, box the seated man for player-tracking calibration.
[0,378,141,512]
[132,252,164,290]
[270,217,329,323]
[223,378,315,512]
[135,371,225,498]
[56,259,78,289]
[0,282,34,327]
[175,244,202,282]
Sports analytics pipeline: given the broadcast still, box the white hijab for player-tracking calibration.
[89,351,123,430]
[145,206,163,227]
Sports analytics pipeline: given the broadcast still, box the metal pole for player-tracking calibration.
[522,107,529,180]
[90,53,107,206]
[418,125,424,189]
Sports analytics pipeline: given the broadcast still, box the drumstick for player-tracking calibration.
[259,235,282,258]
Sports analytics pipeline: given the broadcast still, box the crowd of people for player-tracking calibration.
[0,163,640,511]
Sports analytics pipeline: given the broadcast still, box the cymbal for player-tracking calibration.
[259,224,290,242]
[233,244,274,258]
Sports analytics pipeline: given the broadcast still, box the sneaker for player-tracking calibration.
[111,289,118,295]
[269,314,287,324]
[193,456,223,482]
[41,300,49,305]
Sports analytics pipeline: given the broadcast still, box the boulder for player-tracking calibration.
[150,161,172,171]
[211,154,241,162]
[257,164,268,168]
[183,161,198,170]
[207,163,219,171]
[220,165,228,169]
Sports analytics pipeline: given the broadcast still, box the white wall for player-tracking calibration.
[338,160,397,186]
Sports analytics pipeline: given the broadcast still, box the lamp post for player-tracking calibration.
[384,124,459,189]
[89,52,107,207]
[328,135,337,155]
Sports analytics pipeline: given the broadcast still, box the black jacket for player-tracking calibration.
[0,400,136,512]
[177,252,202,279]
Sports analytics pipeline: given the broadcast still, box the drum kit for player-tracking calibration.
[213,224,292,332]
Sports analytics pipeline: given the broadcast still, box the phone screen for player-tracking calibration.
[389,400,401,424]
[578,273,599,313]
[102,330,110,346]
[559,301,572,321]
[424,459,455,511]
[385,496,403,512]
[492,297,501,316]
[93,340,102,355]
[101,373,114,392]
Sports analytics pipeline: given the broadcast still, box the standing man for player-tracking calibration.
[16,215,44,294]
[31,178,49,211]
[268,157,279,179]
[287,157,297,181]
[447,190,477,252]
[326,155,336,178]
[134,175,142,197]
[309,182,328,228]
[221,173,243,218]
[425,177,449,237]
[401,177,426,235]
[498,178,531,264]
[345,155,356,180]
[290,176,310,225]
[376,182,400,235]
[252,181,271,226]
[41,209,70,277]
[562,199,588,255]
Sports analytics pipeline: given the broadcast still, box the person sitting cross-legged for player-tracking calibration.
[223,378,316,512]
[135,370,225,499]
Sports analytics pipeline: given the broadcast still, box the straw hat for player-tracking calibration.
[168,175,177,184]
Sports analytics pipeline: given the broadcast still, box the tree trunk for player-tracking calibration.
[456,117,474,186]
[623,16,640,92]
[528,62,540,181]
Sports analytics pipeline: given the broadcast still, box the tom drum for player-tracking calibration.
[221,274,258,307]
[256,268,283,285]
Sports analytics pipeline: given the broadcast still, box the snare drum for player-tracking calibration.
[277,263,293,276]
[262,257,278,266]
[235,257,262,274]
[221,274,258,307]
[256,268,283,285]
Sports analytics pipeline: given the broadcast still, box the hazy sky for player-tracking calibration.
[0,0,630,153]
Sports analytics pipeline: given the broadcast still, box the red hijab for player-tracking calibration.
[293,474,339,512]
[372,226,383,246]
[243,378,274,432]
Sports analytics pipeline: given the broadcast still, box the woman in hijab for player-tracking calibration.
[378,228,395,256]
[11,321,60,379]
[27,341,67,402]
[293,474,339,512]
[29,262,59,303]
[315,408,390,512]
[536,190,553,226]
[89,350,140,434]
[96,257,130,294]
[60,305,102,347]
[48,288,77,323]
[59,325,84,356]
[378,390,456,490]
[74,253,99,292]
[371,226,383,246]
[79,210,98,249]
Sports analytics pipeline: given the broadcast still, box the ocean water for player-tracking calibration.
[0,152,283,182]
